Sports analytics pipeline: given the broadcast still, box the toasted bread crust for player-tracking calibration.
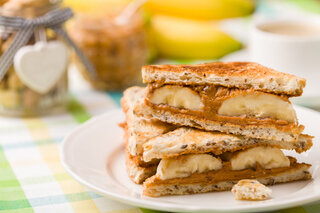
[143,127,313,162]
[143,157,311,196]
[142,62,305,96]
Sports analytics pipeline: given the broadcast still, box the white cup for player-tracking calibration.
[250,18,320,97]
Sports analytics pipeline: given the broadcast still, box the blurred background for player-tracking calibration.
[67,0,254,91]
[1,0,320,116]
[63,0,320,109]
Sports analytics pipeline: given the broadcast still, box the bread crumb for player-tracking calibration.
[232,179,272,201]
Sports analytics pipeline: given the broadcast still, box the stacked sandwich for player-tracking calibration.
[120,62,313,197]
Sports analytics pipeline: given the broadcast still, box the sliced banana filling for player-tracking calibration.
[150,85,297,123]
[218,93,297,123]
[156,147,291,180]
[150,85,204,110]
[157,154,222,180]
[231,147,290,170]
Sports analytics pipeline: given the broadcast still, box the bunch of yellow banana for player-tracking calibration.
[146,0,255,59]
[64,0,255,60]
[149,15,244,59]
[145,0,255,20]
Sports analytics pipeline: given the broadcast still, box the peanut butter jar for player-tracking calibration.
[0,0,69,117]
[69,11,150,91]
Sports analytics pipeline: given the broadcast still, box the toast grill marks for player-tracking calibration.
[142,127,313,162]
[143,157,311,197]
[142,62,306,97]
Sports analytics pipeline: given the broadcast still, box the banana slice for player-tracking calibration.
[218,93,297,123]
[150,85,204,110]
[231,147,290,171]
[157,154,222,180]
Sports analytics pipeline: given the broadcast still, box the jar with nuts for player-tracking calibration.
[0,0,71,117]
[69,8,150,91]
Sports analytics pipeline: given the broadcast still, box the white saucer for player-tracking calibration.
[60,106,320,213]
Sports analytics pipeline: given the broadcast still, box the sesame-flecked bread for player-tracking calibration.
[142,62,306,96]
[142,127,313,162]
[143,158,311,197]
[121,86,175,157]
[232,179,272,201]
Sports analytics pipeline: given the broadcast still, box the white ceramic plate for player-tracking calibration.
[61,106,320,213]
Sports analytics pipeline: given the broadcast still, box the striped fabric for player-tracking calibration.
[0,91,139,213]
[0,90,319,213]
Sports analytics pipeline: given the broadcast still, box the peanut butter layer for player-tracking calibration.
[144,157,310,186]
[146,83,301,132]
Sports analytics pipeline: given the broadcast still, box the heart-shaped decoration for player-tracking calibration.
[14,41,68,94]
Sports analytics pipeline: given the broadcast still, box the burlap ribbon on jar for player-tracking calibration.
[0,8,96,81]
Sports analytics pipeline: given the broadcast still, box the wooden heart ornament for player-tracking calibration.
[14,41,68,94]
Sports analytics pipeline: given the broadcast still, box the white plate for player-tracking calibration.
[60,106,320,213]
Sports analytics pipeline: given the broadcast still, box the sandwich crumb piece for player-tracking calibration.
[231,179,272,201]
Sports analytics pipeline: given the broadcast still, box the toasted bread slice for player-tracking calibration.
[142,62,305,96]
[143,157,311,197]
[143,127,313,162]
[121,86,175,157]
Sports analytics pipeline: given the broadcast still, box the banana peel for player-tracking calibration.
[150,15,242,60]
[145,0,255,20]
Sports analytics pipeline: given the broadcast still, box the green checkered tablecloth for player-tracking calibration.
[0,90,319,213]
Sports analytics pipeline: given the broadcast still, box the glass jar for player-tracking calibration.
[69,11,150,91]
[0,0,69,117]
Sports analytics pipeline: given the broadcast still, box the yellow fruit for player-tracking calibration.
[145,0,255,20]
[150,15,242,59]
